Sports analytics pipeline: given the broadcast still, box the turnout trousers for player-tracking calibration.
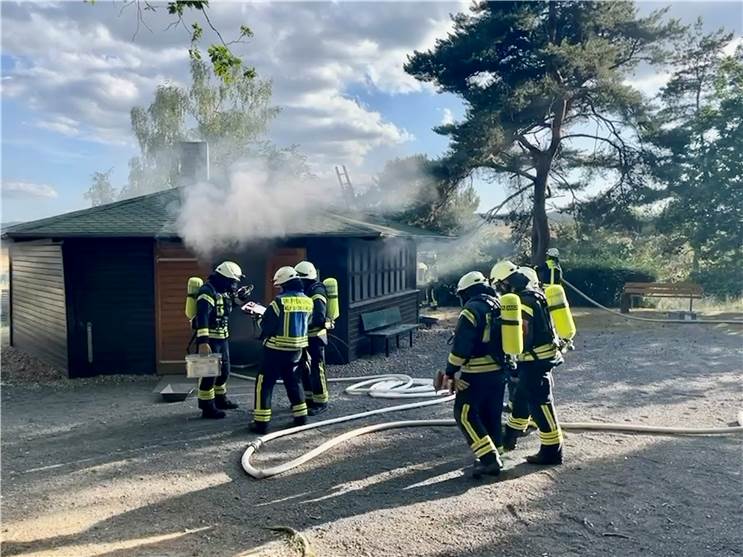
[300,337,329,405]
[453,371,506,464]
[197,339,231,401]
[506,361,563,451]
[253,347,308,425]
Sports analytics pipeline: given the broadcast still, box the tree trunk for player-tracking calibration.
[531,160,550,265]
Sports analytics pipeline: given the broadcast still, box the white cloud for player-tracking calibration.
[441,108,454,126]
[35,115,81,137]
[723,36,743,56]
[626,71,672,98]
[2,181,59,200]
[1,1,464,170]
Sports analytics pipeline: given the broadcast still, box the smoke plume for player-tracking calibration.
[176,157,335,258]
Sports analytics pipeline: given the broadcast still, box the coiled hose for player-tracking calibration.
[234,373,743,479]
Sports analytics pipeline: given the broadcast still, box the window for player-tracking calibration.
[349,240,413,303]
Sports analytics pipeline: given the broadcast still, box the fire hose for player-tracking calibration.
[233,373,743,479]
[563,279,743,325]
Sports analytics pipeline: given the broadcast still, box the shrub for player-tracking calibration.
[564,266,657,307]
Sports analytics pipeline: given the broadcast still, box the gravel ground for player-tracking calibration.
[1,309,742,557]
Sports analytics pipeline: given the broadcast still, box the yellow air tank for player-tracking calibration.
[545,284,576,340]
[185,277,204,320]
[323,277,340,321]
[500,293,523,356]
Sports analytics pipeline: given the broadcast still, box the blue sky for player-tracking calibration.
[1,1,741,224]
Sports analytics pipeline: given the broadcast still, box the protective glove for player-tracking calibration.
[198,343,212,356]
[236,284,254,303]
[434,371,455,394]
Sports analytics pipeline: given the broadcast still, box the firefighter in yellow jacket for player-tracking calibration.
[435,271,506,479]
[250,266,313,434]
[491,261,564,465]
[295,261,330,415]
[195,261,251,419]
[536,248,563,286]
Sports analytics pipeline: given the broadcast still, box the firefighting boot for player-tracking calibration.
[472,452,503,479]
[198,399,226,420]
[249,421,268,434]
[503,426,521,452]
[215,394,239,410]
[526,445,563,465]
[308,403,328,416]
[293,416,307,427]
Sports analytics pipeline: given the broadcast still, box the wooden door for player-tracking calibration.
[264,247,306,304]
[155,241,210,374]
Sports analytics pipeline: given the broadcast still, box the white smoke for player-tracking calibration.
[176,158,335,258]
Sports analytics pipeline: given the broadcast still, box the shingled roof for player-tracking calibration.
[4,188,444,240]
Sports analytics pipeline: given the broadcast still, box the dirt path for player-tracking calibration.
[2,311,742,557]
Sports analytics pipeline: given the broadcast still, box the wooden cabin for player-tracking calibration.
[4,188,439,377]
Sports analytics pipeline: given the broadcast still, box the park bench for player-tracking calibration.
[361,307,419,357]
[620,282,704,313]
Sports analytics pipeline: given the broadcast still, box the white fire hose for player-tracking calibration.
[233,373,743,479]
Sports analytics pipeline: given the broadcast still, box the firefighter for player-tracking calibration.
[196,261,251,419]
[295,260,330,415]
[491,261,564,465]
[434,271,506,479]
[537,248,563,286]
[250,266,313,434]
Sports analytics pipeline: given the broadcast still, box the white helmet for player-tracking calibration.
[294,260,318,280]
[456,271,488,293]
[546,248,560,258]
[215,261,244,281]
[490,260,518,283]
[273,266,298,286]
[519,266,539,286]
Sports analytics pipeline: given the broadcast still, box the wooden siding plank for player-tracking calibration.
[10,241,68,372]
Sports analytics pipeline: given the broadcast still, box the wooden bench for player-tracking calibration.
[621,282,703,313]
[419,315,440,329]
[361,307,419,357]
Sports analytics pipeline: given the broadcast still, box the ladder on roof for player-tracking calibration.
[334,165,356,208]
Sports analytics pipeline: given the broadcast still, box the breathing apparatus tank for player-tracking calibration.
[185,277,204,320]
[500,293,524,356]
[323,278,340,325]
[545,284,576,340]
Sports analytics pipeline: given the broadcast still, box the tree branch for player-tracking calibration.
[561,133,625,153]
[482,184,532,222]
[484,157,537,182]
[517,135,542,155]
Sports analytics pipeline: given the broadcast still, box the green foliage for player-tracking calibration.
[84,169,118,207]
[563,266,656,307]
[90,0,253,84]
[642,24,742,295]
[358,155,479,235]
[405,1,680,263]
[120,59,279,198]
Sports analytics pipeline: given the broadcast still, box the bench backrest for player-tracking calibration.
[623,282,703,296]
[361,307,402,332]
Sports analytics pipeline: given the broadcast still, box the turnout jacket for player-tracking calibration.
[537,259,562,286]
[196,282,233,343]
[304,281,328,341]
[445,294,502,377]
[259,290,313,351]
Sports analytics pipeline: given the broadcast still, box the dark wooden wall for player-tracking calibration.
[344,237,419,360]
[306,237,351,364]
[347,290,419,360]
[64,239,156,377]
[9,240,68,371]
